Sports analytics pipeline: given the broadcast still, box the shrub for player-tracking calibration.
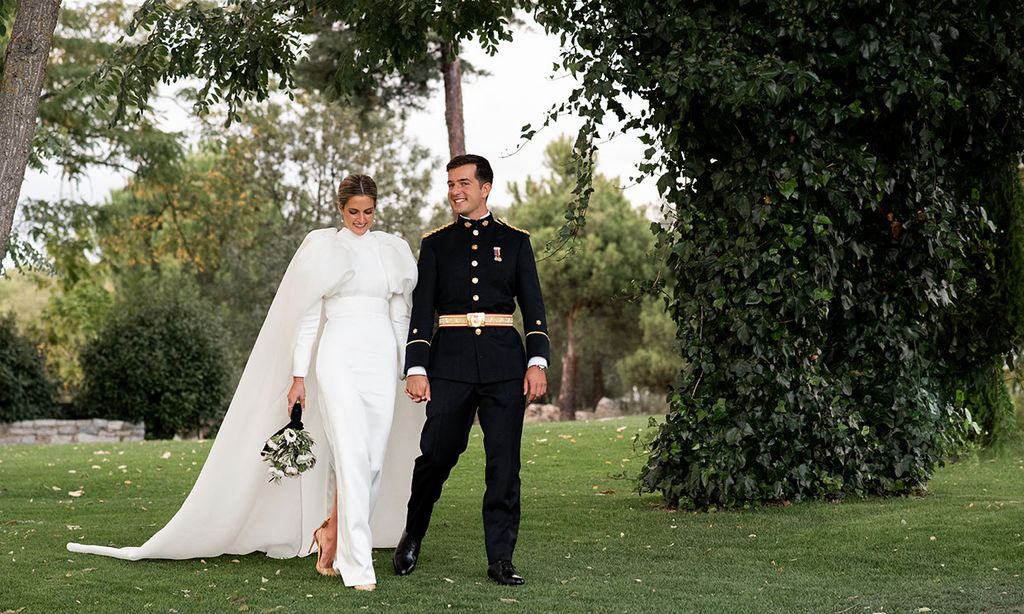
[77,285,231,439]
[0,314,57,422]
[543,1,1024,506]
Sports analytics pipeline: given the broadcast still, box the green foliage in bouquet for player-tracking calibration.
[261,428,316,483]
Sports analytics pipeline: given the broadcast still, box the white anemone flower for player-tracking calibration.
[283,429,297,443]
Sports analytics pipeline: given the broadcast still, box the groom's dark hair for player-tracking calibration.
[447,154,494,186]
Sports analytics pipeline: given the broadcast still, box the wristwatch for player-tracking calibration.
[530,364,547,371]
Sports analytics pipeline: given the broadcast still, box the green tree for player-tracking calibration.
[78,279,230,439]
[508,137,655,419]
[0,312,57,422]
[89,1,518,156]
[538,1,1024,506]
[24,93,435,386]
[617,297,685,393]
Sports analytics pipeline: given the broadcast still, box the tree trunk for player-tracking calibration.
[591,358,605,408]
[439,42,465,160]
[0,0,61,259]
[557,306,579,420]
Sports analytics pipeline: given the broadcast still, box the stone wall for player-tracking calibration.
[0,419,145,445]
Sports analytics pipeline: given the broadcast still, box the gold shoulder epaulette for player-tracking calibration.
[497,218,530,236]
[422,221,455,238]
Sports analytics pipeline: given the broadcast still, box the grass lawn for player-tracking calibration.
[1,415,1021,613]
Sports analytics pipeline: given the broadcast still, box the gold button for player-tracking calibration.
[413,328,418,334]
[473,294,480,301]
[536,320,542,325]
[471,260,478,267]
[472,277,479,284]
[475,328,482,335]
[471,244,478,250]
[482,220,489,227]
[464,221,472,228]
[473,229,479,236]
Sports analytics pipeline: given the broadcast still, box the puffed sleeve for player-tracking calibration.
[404,236,438,375]
[516,235,551,363]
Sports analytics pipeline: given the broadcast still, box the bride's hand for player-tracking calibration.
[287,377,306,415]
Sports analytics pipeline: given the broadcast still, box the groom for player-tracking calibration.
[396,154,550,585]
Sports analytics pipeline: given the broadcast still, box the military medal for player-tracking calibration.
[493,246,502,262]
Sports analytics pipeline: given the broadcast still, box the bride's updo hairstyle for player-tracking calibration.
[337,174,378,212]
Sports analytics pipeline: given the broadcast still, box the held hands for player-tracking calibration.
[287,377,306,416]
[523,365,547,403]
[405,374,431,403]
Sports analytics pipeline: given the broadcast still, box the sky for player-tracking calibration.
[19,14,660,217]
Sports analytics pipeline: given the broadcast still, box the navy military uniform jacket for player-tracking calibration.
[404,215,550,384]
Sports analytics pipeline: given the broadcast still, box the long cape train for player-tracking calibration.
[68,229,423,560]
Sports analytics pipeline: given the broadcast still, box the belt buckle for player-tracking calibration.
[467,312,486,327]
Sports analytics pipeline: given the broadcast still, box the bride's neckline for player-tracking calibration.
[339,227,372,241]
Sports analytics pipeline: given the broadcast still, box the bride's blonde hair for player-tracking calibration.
[337,174,378,214]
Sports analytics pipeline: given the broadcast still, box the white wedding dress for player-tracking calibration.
[68,228,423,586]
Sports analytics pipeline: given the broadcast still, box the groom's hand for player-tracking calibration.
[524,366,547,403]
[406,374,431,403]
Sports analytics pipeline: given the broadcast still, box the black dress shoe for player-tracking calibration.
[393,531,420,576]
[487,560,525,586]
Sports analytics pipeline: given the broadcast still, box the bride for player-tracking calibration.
[68,174,422,591]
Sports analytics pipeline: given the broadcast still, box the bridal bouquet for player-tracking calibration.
[261,403,317,483]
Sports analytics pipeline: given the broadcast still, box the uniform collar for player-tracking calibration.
[459,212,493,231]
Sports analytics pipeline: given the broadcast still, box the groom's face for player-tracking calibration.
[447,164,491,219]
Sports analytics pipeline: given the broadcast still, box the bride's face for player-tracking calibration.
[342,196,376,235]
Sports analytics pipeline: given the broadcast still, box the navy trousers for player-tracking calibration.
[404,377,526,563]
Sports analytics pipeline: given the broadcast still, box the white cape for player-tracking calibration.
[68,229,424,560]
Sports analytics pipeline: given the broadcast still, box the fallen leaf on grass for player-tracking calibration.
[160,452,172,460]
[68,490,84,498]
[50,486,60,492]
[596,489,615,495]
[443,577,454,583]
[500,598,518,604]
[66,525,81,530]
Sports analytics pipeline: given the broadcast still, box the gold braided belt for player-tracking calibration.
[438,312,514,328]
